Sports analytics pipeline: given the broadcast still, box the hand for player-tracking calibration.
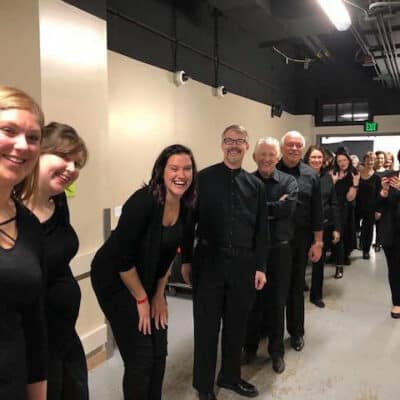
[381,177,390,191]
[389,176,400,191]
[181,263,192,285]
[332,230,340,244]
[330,171,339,185]
[137,299,151,335]
[151,293,168,330]
[254,271,267,290]
[308,243,322,263]
[352,172,360,186]
[375,212,382,221]
[279,194,288,201]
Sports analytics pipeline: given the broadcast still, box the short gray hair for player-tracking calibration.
[254,137,281,157]
[221,124,249,141]
[281,130,306,147]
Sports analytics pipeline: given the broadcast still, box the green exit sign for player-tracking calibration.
[364,121,378,132]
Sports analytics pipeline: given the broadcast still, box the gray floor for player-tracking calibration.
[89,248,399,400]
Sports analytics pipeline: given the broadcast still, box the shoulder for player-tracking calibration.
[299,161,318,177]
[199,163,221,176]
[276,169,297,184]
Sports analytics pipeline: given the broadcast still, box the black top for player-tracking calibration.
[276,160,323,232]
[91,186,193,299]
[334,172,353,206]
[320,172,341,231]
[194,162,267,271]
[42,194,80,350]
[157,218,182,279]
[254,169,298,244]
[356,173,381,214]
[377,182,400,246]
[0,201,46,385]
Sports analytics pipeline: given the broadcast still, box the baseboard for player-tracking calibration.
[81,323,107,355]
[86,345,107,370]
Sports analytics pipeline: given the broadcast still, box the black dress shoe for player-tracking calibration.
[290,336,304,351]
[363,252,370,260]
[310,299,325,308]
[272,356,285,374]
[199,392,217,400]
[241,350,256,365]
[334,266,343,279]
[391,311,400,319]
[217,379,258,398]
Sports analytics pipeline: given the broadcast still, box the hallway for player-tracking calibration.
[90,248,399,400]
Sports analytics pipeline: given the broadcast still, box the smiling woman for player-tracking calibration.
[0,85,46,400]
[90,144,197,400]
[24,122,89,400]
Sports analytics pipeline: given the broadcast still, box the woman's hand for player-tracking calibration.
[330,171,339,185]
[352,172,360,186]
[390,176,400,191]
[381,176,390,191]
[137,299,152,335]
[332,230,340,244]
[151,293,168,330]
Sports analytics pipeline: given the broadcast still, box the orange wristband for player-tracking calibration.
[137,296,147,305]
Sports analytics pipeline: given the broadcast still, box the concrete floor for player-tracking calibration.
[89,248,399,400]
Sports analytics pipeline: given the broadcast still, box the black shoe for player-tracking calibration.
[335,266,343,279]
[290,336,304,351]
[199,392,217,400]
[217,379,258,398]
[272,356,285,374]
[391,311,400,319]
[304,282,310,292]
[241,350,256,365]
[344,256,351,265]
[363,252,370,260]
[311,299,325,308]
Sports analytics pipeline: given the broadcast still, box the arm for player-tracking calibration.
[309,174,324,262]
[346,172,360,202]
[267,176,298,219]
[330,183,341,243]
[27,382,47,400]
[151,266,171,330]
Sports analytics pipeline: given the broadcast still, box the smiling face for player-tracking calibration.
[38,152,83,197]
[221,129,249,168]
[336,154,350,172]
[253,142,279,177]
[308,149,324,173]
[376,153,385,168]
[163,153,193,200]
[0,108,41,188]
[281,132,304,167]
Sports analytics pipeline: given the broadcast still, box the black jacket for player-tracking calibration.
[377,187,400,247]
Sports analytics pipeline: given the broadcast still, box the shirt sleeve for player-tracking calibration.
[114,188,154,271]
[311,174,324,232]
[267,175,298,219]
[255,182,268,272]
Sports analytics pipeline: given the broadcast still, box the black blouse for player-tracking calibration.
[0,201,46,393]
[42,194,80,349]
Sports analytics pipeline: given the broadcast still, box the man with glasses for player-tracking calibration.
[277,131,323,352]
[182,125,267,400]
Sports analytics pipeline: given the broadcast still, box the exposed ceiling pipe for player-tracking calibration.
[379,14,400,86]
[387,17,400,87]
[369,1,400,13]
[375,15,399,87]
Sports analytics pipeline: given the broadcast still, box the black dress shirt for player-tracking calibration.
[254,169,298,243]
[195,162,268,271]
[277,160,323,232]
[320,171,341,231]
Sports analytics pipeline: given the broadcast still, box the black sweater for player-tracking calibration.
[91,186,193,299]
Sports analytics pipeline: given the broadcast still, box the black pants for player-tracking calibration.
[310,226,333,302]
[245,242,291,357]
[383,244,400,306]
[96,289,167,400]
[192,247,256,393]
[287,231,312,338]
[359,211,375,253]
[47,332,88,400]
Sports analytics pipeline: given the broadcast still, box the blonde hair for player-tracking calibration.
[0,85,44,200]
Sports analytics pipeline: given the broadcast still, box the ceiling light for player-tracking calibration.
[317,0,352,31]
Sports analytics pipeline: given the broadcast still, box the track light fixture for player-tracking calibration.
[317,0,351,31]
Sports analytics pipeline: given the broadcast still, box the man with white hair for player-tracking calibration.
[243,137,298,373]
[277,131,323,352]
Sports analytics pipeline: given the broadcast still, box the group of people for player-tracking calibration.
[1,83,399,400]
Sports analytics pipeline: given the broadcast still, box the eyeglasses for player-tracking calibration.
[223,137,247,145]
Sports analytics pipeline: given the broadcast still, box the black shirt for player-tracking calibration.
[0,201,46,388]
[254,169,298,244]
[195,162,267,271]
[42,194,80,349]
[277,160,323,232]
[320,172,341,231]
[356,173,381,214]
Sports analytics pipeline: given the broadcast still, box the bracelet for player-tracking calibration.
[137,296,148,305]
[352,185,359,189]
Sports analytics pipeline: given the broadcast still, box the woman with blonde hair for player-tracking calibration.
[0,85,46,400]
